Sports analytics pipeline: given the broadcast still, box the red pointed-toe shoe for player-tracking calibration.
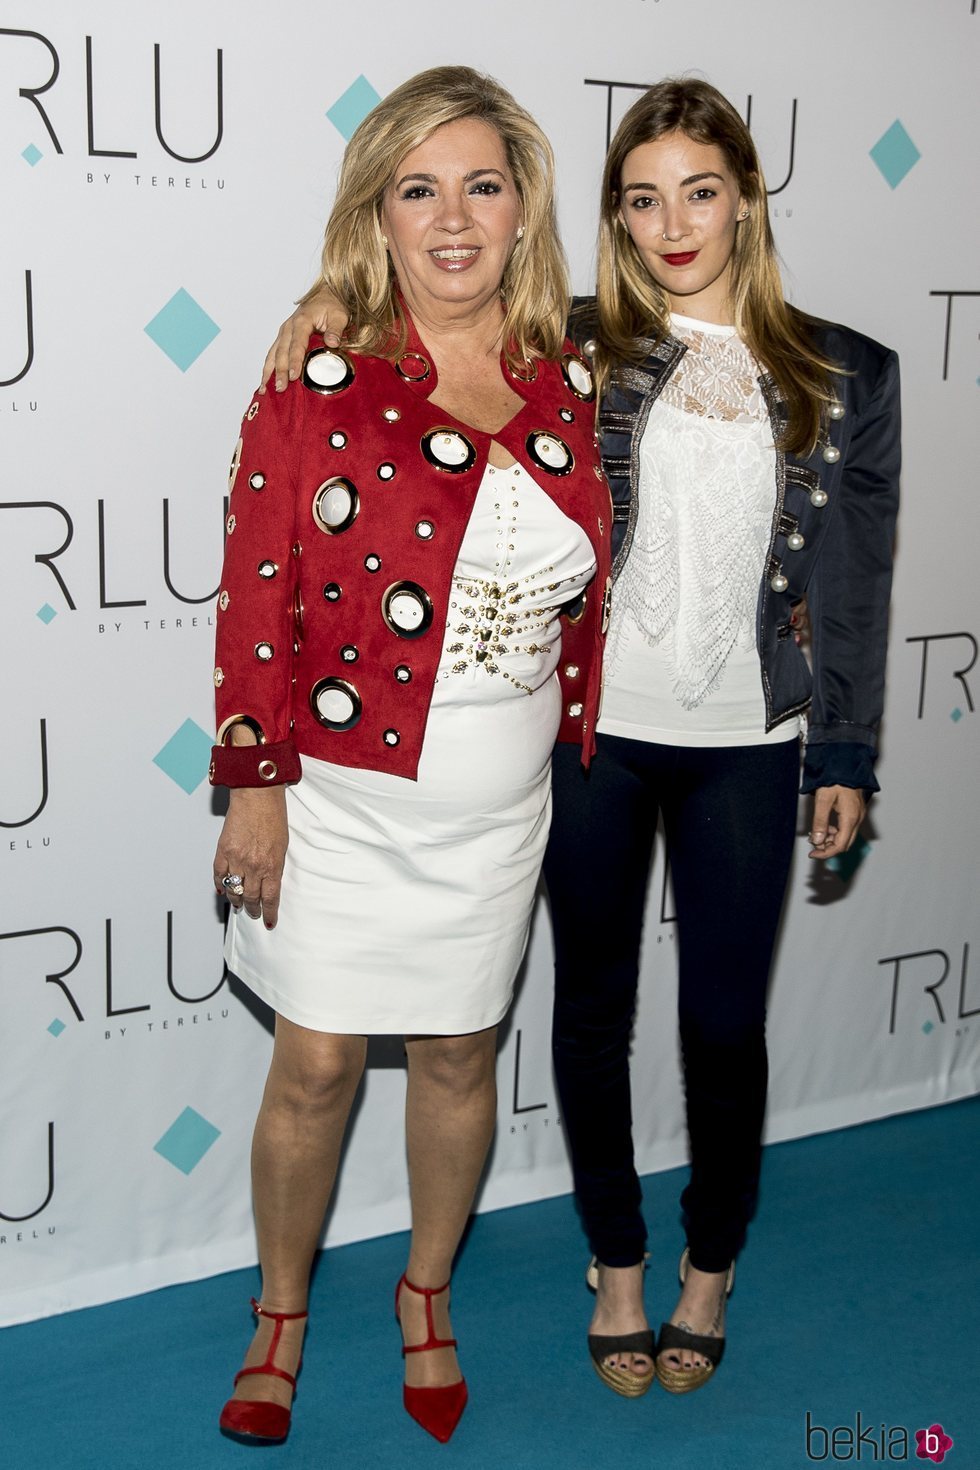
[219,1297,308,1445]
[395,1274,468,1443]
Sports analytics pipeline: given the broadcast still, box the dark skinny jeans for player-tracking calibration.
[544,732,799,1274]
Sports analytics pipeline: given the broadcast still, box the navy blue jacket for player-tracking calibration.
[568,300,900,792]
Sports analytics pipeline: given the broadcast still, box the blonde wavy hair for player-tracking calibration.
[303,66,569,368]
[596,77,839,454]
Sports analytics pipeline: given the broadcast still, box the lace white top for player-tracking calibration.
[598,313,800,747]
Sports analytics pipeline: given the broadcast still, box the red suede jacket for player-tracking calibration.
[210,317,612,788]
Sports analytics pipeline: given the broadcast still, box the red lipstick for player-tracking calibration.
[660,251,699,267]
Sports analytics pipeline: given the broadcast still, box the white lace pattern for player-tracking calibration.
[606,316,775,712]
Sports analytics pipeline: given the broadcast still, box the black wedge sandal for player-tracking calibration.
[585,1256,656,1398]
[655,1248,734,1394]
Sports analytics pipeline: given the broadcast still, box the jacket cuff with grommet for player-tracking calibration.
[209,739,302,789]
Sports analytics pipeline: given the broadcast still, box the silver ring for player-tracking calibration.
[222,873,245,896]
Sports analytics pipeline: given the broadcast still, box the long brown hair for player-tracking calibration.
[596,78,838,454]
[303,66,569,369]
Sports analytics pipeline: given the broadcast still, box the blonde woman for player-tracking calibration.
[263,77,899,1401]
[212,66,610,1445]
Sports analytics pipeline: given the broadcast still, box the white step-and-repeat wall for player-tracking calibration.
[2,0,977,1324]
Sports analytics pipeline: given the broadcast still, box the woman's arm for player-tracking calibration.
[211,384,306,788]
[209,384,306,920]
[802,345,901,858]
[260,288,351,392]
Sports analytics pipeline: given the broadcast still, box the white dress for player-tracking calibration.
[225,461,596,1034]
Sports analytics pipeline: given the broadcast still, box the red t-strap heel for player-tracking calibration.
[219,1297,309,1444]
[394,1274,468,1443]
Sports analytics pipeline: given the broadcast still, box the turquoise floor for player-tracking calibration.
[3,1097,977,1470]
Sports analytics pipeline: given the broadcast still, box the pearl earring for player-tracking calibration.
[381,234,388,246]
[516,225,525,240]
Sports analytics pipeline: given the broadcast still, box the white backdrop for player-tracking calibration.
[1,0,977,1326]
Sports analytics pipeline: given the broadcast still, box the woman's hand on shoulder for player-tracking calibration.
[807,785,866,860]
[260,287,352,393]
[213,786,289,926]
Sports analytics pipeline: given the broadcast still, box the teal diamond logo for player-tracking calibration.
[22,143,43,167]
[326,75,381,141]
[37,603,57,624]
[826,835,872,883]
[869,121,921,189]
[922,1021,935,1035]
[144,288,220,372]
[48,1018,66,1037]
[154,1106,221,1175]
[153,718,213,794]
[951,708,963,722]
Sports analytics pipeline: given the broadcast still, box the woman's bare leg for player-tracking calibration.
[230,1015,368,1408]
[399,1027,499,1388]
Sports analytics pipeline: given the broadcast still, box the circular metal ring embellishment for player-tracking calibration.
[395,352,431,383]
[302,347,355,395]
[560,353,596,402]
[382,581,434,639]
[421,428,477,475]
[216,713,267,746]
[508,358,539,384]
[228,438,243,492]
[526,430,574,477]
[312,477,360,535]
[564,589,587,626]
[309,677,362,731]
